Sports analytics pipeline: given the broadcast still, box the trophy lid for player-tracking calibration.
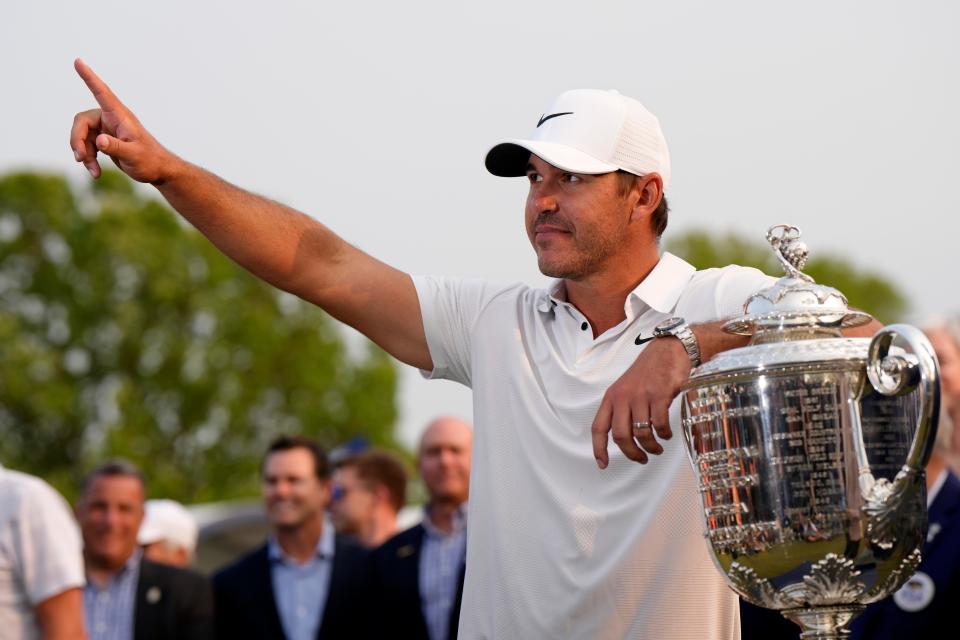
[722,224,872,340]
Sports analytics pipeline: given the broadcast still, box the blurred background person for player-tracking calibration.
[213,436,372,640]
[137,499,198,569]
[374,416,472,640]
[0,463,86,640]
[330,450,407,548]
[76,461,212,640]
[930,318,960,473]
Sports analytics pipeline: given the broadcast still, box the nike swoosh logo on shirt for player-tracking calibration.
[635,335,654,346]
[536,112,574,127]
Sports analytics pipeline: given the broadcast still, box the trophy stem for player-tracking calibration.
[781,605,864,639]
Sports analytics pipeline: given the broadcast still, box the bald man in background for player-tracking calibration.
[373,417,472,640]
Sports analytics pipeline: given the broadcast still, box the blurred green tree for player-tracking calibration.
[665,229,908,323]
[0,170,399,503]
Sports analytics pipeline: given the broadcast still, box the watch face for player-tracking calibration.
[656,317,683,333]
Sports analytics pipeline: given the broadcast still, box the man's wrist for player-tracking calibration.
[653,317,702,367]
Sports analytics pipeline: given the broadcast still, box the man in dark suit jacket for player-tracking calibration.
[76,460,213,640]
[213,533,372,639]
[373,417,472,640]
[374,521,465,640]
[213,436,372,640]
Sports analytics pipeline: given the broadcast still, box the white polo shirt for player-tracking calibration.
[0,465,85,640]
[414,252,774,640]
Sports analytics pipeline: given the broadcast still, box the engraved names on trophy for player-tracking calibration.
[684,384,770,554]
[770,377,847,541]
[859,390,917,481]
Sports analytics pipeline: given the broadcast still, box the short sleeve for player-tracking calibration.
[681,265,776,322]
[412,276,515,387]
[714,266,777,319]
[11,479,85,605]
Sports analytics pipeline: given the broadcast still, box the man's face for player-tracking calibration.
[524,154,637,280]
[329,465,375,536]
[77,475,145,571]
[142,541,190,568]
[261,447,330,531]
[928,329,960,405]
[418,418,472,506]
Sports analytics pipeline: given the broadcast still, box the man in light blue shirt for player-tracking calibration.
[266,521,334,640]
[77,460,212,640]
[374,417,472,640]
[213,436,373,640]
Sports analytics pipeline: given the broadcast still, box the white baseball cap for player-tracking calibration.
[138,499,198,554]
[485,89,671,191]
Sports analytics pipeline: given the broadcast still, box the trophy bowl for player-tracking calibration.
[680,225,940,639]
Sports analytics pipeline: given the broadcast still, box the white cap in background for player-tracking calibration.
[138,499,198,556]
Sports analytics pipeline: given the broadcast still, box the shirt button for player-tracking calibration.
[95,623,107,633]
[297,605,307,618]
[581,322,588,331]
[98,592,110,602]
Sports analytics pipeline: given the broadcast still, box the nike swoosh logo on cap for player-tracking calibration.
[536,112,574,128]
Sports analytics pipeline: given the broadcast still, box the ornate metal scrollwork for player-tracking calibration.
[863,548,922,603]
[766,224,813,282]
[862,469,924,550]
[802,554,865,606]
[728,562,799,609]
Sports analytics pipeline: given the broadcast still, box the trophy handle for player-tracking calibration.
[859,324,941,549]
[865,324,940,473]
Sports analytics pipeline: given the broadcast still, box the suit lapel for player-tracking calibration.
[317,535,350,639]
[927,472,960,553]
[253,545,287,639]
[404,525,426,608]
[133,559,159,640]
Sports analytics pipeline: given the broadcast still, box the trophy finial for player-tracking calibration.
[767,224,813,282]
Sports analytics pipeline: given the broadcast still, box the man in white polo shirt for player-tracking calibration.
[0,464,86,640]
[70,63,879,638]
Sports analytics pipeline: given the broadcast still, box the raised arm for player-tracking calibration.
[69,59,431,370]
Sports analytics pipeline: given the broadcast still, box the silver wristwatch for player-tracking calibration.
[652,317,702,367]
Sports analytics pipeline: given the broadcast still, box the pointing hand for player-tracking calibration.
[70,59,175,183]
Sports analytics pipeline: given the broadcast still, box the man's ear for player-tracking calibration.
[630,173,663,222]
[373,483,391,506]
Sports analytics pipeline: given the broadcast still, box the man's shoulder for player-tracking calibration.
[213,543,269,584]
[376,523,425,556]
[0,468,64,507]
[415,275,539,308]
[0,468,74,531]
[687,262,773,285]
[333,533,375,565]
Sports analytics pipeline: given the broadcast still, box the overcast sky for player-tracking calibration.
[3,1,957,448]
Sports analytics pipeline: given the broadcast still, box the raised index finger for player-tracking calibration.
[74,58,126,112]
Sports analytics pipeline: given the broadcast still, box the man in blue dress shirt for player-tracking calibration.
[213,436,372,640]
[374,417,472,640]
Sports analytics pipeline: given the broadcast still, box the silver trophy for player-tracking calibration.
[680,224,940,639]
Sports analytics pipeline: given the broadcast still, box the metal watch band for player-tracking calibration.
[655,318,702,367]
[673,322,702,368]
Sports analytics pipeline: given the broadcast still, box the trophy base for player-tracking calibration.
[781,604,865,639]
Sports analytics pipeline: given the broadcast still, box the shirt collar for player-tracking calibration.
[535,252,696,318]
[421,502,468,539]
[268,520,335,564]
[87,548,141,587]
